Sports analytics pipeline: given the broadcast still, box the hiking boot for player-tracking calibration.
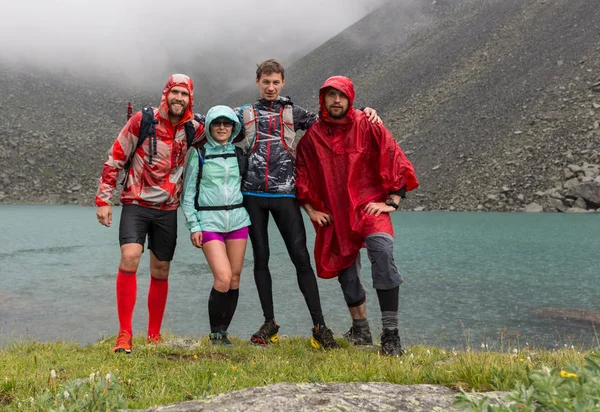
[220,331,234,347]
[250,321,280,344]
[380,328,404,357]
[310,325,340,349]
[113,330,132,354]
[146,333,162,345]
[209,332,222,345]
[343,326,373,346]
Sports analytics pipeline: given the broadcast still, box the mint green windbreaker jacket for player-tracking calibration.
[181,105,251,233]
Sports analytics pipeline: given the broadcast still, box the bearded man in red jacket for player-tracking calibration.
[96,74,205,354]
[296,76,418,356]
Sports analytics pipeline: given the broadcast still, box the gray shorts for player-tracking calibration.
[337,233,404,307]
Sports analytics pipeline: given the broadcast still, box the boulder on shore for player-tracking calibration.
[131,382,509,411]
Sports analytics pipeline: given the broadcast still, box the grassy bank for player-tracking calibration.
[0,334,592,410]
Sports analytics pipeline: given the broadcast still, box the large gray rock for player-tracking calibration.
[524,202,543,212]
[130,383,509,412]
[542,197,567,212]
[568,182,600,207]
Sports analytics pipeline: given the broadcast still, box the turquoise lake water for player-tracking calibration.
[0,205,598,349]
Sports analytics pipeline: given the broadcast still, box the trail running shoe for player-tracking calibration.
[209,332,222,345]
[146,333,162,345]
[250,321,280,344]
[310,325,340,349]
[220,331,234,347]
[113,330,132,354]
[380,328,404,357]
[343,326,373,346]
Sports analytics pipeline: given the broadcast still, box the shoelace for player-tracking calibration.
[320,328,337,346]
[116,332,131,346]
[259,322,275,337]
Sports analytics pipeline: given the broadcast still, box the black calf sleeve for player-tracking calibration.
[376,286,399,313]
[208,288,228,333]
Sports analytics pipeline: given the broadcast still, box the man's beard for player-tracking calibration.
[327,106,348,119]
[169,102,186,117]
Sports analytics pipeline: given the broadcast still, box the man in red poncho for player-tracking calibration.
[296,76,418,356]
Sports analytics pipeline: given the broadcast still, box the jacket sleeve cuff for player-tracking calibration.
[389,186,407,198]
[95,197,111,207]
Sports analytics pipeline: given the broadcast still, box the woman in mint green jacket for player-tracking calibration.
[182,105,251,346]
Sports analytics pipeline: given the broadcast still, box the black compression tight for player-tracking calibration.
[243,195,325,327]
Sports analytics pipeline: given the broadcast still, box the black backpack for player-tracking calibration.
[122,106,196,188]
[193,145,248,211]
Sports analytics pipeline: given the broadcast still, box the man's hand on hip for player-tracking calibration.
[364,202,395,216]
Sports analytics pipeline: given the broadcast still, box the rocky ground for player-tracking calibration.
[1,0,599,212]
[130,382,508,411]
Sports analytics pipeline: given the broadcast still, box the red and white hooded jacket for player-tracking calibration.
[96,74,205,210]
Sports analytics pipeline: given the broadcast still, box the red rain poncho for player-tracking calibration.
[296,76,418,278]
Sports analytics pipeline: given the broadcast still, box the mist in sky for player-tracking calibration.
[0,0,388,90]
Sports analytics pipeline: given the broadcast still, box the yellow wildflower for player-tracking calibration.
[231,365,237,371]
[193,354,199,360]
[560,371,577,379]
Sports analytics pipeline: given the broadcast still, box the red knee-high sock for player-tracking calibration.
[147,276,169,338]
[116,268,137,335]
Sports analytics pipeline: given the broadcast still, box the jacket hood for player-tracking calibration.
[159,73,194,125]
[318,76,356,123]
[205,105,242,146]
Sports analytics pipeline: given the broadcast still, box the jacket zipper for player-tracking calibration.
[223,146,230,232]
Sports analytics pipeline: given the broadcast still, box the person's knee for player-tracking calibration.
[151,260,170,279]
[120,246,142,270]
[366,234,394,260]
[230,273,241,289]
[253,249,270,270]
[214,271,233,292]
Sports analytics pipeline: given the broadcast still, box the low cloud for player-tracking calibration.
[0,0,388,89]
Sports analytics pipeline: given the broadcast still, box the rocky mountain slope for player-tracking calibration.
[1,0,599,211]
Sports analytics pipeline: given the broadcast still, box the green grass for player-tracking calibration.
[0,334,591,410]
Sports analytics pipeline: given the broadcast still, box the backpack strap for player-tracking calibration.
[281,99,296,157]
[122,106,156,189]
[235,146,248,179]
[239,104,257,153]
[194,147,206,211]
[184,121,195,148]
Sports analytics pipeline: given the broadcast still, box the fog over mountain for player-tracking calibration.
[0,0,387,95]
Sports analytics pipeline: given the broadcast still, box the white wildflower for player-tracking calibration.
[542,366,551,376]
[410,353,414,358]
[29,397,34,405]
[527,357,531,362]
[525,342,529,346]
[63,391,69,400]
[512,348,518,354]
[481,343,485,348]
[106,374,111,382]
[17,402,22,409]
[50,370,56,379]
[426,350,431,355]
[89,373,95,383]
[213,372,217,376]
[570,345,575,350]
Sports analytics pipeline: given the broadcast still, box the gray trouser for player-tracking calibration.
[337,233,403,307]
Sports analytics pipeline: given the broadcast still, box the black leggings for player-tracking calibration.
[243,195,324,326]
